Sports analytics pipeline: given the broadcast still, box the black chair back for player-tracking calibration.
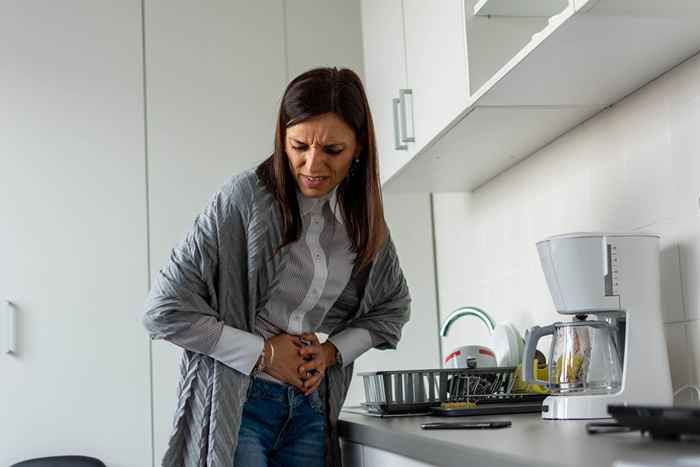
[11,456,106,467]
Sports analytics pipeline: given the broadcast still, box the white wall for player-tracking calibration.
[433,52,700,404]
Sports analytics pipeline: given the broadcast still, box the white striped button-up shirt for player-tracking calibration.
[208,187,375,378]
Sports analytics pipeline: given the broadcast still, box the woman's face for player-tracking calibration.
[286,112,359,198]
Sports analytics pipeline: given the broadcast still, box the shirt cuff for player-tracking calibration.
[208,325,264,376]
[328,328,374,367]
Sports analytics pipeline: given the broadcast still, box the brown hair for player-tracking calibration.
[256,67,385,272]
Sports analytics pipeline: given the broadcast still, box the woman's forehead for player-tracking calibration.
[286,113,355,142]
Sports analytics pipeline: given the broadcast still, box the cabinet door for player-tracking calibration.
[403,0,469,152]
[144,0,287,461]
[341,440,365,467]
[360,0,413,185]
[0,2,150,465]
[363,445,437,467]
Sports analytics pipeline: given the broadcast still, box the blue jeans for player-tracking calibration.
[233,377,325,466]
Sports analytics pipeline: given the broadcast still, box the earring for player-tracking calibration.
[349,157,360,176]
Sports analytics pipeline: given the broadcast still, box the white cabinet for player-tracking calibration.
[474,0,568,17]
[360,0,413,185]
[360,0,700,193]
[403,0,469,154]
[361,0,469,185]
[341,441,437,467]
[0,2,150,466]
[364,446,437,467]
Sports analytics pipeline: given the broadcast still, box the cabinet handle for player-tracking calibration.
[4,300,15,354]
[399,89,415,143]
[392,98,408,151]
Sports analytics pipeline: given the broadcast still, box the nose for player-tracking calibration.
[304,145,325,172]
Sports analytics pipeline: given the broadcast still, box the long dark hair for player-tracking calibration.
[256,67,385,272]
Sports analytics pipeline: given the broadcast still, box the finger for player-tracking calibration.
[304,384,320,397]
[302,332,320,344]
[287,373,306,391]
[286,334,304,347]
[299,364,321,380]
[299,344,321,357]
[303,373,323,395]
[299,357,324,375]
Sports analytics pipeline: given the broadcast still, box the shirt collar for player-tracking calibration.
[297,187,344,225]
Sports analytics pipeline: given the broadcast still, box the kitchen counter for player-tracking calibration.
[339,411,700,467]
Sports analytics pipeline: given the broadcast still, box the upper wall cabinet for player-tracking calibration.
[361,0,413,185]
[362,0,700,193]
[361,0,469,185]
[403,0,470,156]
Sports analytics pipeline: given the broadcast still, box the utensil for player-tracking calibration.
[492,322,524,367]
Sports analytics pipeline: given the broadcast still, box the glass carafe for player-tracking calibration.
[523,320,622,395]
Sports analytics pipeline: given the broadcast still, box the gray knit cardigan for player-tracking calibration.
[143,169,411,466]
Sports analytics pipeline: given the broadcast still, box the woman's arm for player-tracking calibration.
[339,233,411,351]
[142,182,264,375]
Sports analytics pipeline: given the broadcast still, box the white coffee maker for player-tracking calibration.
[523,233,673,419]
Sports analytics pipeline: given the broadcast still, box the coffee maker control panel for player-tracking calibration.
[605,243,620,297]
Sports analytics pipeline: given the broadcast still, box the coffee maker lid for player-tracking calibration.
[537,232,660,244]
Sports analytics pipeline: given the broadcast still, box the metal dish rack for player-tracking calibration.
[358,367,518,415]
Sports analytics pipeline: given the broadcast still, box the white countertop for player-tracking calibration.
[339,412,700,467]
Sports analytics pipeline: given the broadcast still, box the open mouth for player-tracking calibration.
[303,175,329,181]
[300,174,330,190]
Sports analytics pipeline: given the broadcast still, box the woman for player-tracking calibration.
[143,67,411,467]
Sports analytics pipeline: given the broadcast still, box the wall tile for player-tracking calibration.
[682,320,700,405]
[653,219,700,321]
[665,322,695,405]
[668,103,700,222]
[660,53,700,221]
[657,244,687,323]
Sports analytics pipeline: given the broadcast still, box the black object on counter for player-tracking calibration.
[421,421,512,430]
[606,404,700,440]
[585,421,637,435]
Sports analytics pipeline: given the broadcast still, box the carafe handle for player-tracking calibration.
[522,325,554,386]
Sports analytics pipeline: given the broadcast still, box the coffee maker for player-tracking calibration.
[523,233,673,419]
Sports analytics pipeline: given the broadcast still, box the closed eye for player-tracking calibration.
[291,143,344,155]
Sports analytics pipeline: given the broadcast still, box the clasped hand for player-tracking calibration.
[263,333,337,396]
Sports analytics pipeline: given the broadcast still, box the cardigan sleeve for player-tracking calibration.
[142,178,261,367]
[339,231,411,352]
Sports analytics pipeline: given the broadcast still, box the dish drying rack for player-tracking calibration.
[359,367,526,415]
